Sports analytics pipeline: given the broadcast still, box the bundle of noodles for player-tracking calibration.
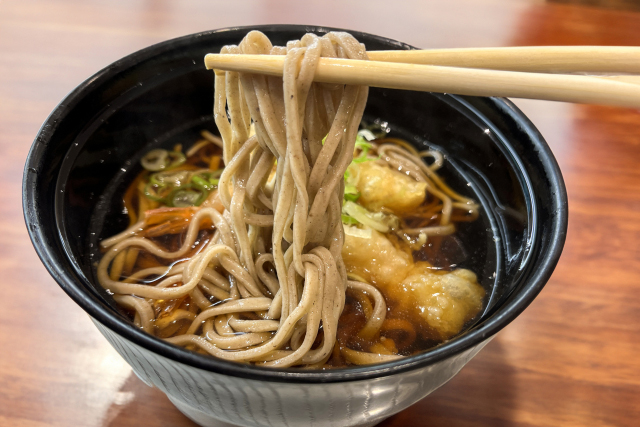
[97,31,397,367]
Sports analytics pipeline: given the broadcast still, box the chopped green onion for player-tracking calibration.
[361,122,390,139]
[144,182,168,202]
[167,184,208,207]
[355,134,372,150]
[352,134,377,163]
[141,149,169,171]
[166,151,186,170]
[357,129,377,142]
[141,149,186,172]
[344,184,358,194]
[344,184,360,202]
[341,214,360,226]
[192,175,215,192]
[149,173,163,186]
[150,170,190,187]
[191,170,221,192]
[342,200,399,233]
[170,190,201,207]
[352,153,371,163]
[344,193,359,202]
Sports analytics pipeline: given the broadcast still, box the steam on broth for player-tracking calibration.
[97,31,485,368]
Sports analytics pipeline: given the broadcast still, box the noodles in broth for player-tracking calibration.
[97,31,485,368]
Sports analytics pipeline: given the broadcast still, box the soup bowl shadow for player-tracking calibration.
[23,25,567,427]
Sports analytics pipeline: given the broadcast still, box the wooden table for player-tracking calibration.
[1,1,639,426]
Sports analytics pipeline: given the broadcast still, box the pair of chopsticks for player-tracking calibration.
[204,46,640,108]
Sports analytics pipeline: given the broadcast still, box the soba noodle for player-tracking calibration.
[97,31,483,368]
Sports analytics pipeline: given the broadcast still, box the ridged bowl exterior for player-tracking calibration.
[95,319,489,427]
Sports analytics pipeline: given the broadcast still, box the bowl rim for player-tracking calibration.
[23,24,568,384]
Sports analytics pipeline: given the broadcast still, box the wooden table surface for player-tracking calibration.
[2,0,639,426]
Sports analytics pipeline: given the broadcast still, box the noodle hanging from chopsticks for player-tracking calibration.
[98,31,397,367]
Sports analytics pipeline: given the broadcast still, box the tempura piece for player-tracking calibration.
[342,225,413,287]
[354,162,427,214]
[396,263,484,339]
[343,226,484,340]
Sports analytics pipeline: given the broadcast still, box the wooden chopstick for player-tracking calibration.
[597,75,640,85]
[204,54,640,108]
[367,46,640,74]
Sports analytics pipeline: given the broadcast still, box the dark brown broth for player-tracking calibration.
[105,134,486,368]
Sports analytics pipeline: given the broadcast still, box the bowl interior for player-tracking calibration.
[24,25,566,382]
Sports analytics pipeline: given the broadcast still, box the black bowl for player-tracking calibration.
[23,25,567,427]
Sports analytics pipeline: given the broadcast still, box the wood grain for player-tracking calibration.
[1,1,639,426]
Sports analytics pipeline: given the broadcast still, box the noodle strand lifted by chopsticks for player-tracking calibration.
[98,31,386,367]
